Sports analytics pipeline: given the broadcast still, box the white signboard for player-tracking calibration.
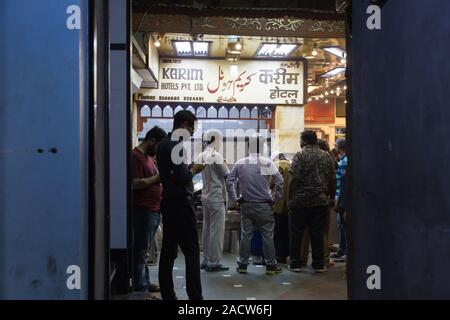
[138,58,305,105]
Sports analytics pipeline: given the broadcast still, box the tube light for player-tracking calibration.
[322,46,346,59]
[321,67,346,78]
[193,41,209,56]
[256,43,298,57]
[174,41,192,56]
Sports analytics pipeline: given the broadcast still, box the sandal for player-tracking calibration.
[145,293,161,300]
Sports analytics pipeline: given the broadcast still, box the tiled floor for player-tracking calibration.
[127,253,347,300]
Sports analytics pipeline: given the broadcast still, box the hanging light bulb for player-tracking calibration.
[331,90,335,94]
[325,91,329,95]
[312,43,318,57]
[320,94,324,98]
[345,100,348,104]
[235,38,242,51]
[155,35,161,47]
[315,96,319,101]
[325,99,329,104]
[308,97,312,102]
[336,91,340,96]
[344,85,347,90]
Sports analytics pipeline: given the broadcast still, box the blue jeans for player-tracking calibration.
[337,212,347,256]
[133,211,161,291]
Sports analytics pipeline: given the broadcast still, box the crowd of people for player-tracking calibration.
[131,110,348,300]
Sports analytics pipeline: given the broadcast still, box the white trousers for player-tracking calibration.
[202,202,226,267]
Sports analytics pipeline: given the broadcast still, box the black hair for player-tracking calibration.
[144,126,167,142]
[278,153,287,161]
[300,130,318,146]
[318,139,330,152]
[173,110,197,130]
[337,139,346,151]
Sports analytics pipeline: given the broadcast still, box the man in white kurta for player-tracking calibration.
[198,130,230,271]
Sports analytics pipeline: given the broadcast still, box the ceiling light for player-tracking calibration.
[228,41,243,54]
[322,46,346,59]
[256,43,298,57]
[155,36,161,48]
[344,85,347,90]
[312,43,318,56]
[173,41,210,57]
[336,92,340,96]
[321,67,346,78]
[173,41,192,56]
[193,41,209,56]
[235,39,242,51]
[325,99,329,104]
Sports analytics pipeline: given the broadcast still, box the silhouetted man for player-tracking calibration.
[157,111,204,300]
[288,131,336,273]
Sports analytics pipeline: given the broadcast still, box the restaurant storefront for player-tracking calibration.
[133,57,307,158]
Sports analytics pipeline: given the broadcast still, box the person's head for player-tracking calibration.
[335,138,346,156]
[203,129,223,152]
[318,139,331,153]
[141,126,167,156]
[270,151,281,161]
[300,130,318,148]
[173,110,198,136]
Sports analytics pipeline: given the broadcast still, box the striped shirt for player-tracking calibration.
[335,155,348,200]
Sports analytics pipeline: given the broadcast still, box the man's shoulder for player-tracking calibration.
[132,148,145,161]
[234,157,247,166]
[292,151,303,161]
[278,159,291,170]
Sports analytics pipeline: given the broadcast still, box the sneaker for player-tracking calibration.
[236,264,248,274]
[205,264,230,272]
[289,263,302,273]
[333,255,347,263]
[313,267,328,273]
[330,252,344,259]
[266,265,282,275]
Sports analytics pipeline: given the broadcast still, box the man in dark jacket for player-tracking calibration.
[157,110,204,300]
[288,131,336,273]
